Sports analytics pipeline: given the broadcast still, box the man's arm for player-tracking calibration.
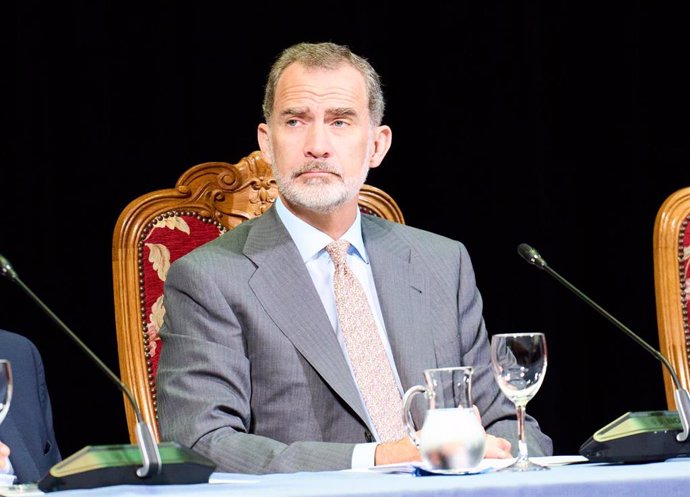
[157,255,359,473]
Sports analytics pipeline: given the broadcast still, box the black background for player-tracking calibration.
[1,1,688,459]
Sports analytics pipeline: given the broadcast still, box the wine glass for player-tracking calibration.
[0,359,12,426]
[490,332,548,471]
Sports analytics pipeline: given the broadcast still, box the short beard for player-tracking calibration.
[272,160,368,213]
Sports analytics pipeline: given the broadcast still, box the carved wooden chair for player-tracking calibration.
[653,186,690,410]
[112,151,405,443]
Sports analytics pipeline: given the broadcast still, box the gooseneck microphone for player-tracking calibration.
[0,254,162,478]
[517,243,689,414]
[0,254,215,491]
[517,243,690,462]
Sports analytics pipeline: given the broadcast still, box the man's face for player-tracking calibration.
[258,62,389,214]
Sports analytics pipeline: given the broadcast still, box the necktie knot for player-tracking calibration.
[325,240,350,267]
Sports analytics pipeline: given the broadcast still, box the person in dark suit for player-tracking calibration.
[157,42,552,474]
[0,329,61,484]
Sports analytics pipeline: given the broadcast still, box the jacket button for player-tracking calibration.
[364,430,374,442]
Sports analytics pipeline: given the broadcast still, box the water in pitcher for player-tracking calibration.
[419,407,486,471]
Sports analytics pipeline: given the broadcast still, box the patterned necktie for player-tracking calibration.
[325,239,406,442]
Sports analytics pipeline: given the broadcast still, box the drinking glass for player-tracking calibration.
[0,359,12,426]
[490,332,548,471]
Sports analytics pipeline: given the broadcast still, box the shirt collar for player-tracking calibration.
[274,197,369,264]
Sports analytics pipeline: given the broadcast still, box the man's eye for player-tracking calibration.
[332,120,347,127]
[286,119,299,127]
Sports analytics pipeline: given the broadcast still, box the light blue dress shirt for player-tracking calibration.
[274,197,404,468]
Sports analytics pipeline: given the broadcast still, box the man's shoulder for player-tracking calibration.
[0,329,39,362]
[362,215,462,248]
[171,211,276,267]
[0,329,33,348]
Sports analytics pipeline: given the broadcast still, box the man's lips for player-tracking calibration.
[295,169,340,179]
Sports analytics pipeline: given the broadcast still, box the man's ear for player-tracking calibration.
[257,123,272,163]
[369,125,392,169]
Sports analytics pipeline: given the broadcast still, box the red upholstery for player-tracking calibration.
[681,218,690,363]
[141,214,226,381]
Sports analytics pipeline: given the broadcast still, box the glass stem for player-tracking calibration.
[516,405,528,461]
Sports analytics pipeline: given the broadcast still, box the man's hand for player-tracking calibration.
[374,434,421,466]
[0,442,10,471]
[484,434,512,458]
[373,408,513,466]
[471,405,512,458]
[374,431,511,465]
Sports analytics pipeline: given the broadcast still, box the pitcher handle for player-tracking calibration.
[401,385,426,447]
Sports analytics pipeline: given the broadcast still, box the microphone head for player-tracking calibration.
[0,254,18,281]
[517,243,548,269]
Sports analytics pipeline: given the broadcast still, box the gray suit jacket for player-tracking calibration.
[157,208,552,473]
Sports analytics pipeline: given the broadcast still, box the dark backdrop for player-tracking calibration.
[1,1,688,459]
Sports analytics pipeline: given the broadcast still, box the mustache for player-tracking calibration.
[291,161,341,178]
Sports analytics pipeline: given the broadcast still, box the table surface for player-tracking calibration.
[4,457,690,497]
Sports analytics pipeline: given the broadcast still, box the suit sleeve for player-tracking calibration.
[29,341,61,466]
[156,257,356,473]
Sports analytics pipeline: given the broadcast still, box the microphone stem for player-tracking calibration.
[543,265,683,391]
[1,254,164,478]
[12,276,145,424]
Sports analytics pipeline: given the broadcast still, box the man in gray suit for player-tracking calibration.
[157,42,552,474]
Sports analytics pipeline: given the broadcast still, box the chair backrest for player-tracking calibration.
[112,151,404,443]
[653,186,690,410]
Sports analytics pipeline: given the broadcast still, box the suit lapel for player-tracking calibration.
[363,217,437,425]
[243,209,370,426]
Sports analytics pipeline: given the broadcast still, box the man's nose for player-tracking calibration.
[304,125,331,159]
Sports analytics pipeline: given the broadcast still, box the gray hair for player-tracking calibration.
[262,42,385,126]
